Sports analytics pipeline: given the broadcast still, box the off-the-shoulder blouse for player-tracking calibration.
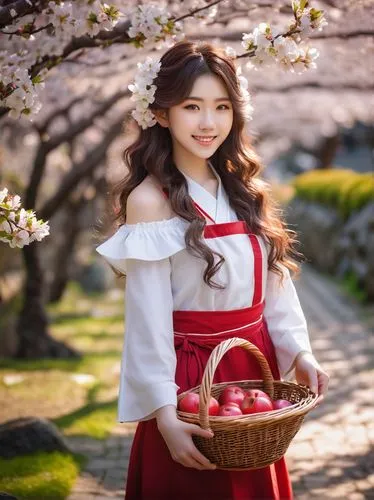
[96,162,312,423]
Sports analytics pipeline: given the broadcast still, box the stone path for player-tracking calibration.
[67,265,374,500]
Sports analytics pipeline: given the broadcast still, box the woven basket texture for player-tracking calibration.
[177,337,318,470]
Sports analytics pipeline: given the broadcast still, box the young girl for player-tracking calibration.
[96,40,329,500]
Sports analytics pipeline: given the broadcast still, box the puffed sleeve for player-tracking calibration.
[95,217,188,274]
[263,263,313,381]
[95,217,189,422]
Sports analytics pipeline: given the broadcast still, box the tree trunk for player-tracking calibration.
[316,133,340,169]
[47,203,83,304]
[16,241,80,358]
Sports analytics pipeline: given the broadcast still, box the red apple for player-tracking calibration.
[245,389,272,404]
[272,399,293,410]
[241,395,273,415]
[225,402,240,408]
[219,386,246,406]
[178,393,199,414]
[178,393,220,416]
[208,396,220,416]
[218,404,243,416]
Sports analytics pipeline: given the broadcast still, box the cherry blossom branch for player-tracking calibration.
[0,21,52,36]
[0,1,48,29]
[39,112,128,220]
[173,0,224,23]
[252,82,374,92]
[25,88,129,211]
[0,188,50,248]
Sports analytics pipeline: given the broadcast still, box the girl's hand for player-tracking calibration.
[158,418,217,471]
[294,352,330,406]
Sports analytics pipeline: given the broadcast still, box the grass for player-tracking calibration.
[53,400,118,440]
[0,451,86,500]
[0,281,125,498]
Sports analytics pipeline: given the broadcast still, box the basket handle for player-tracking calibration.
[198,337,275,430]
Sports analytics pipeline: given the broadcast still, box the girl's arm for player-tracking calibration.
[263,263,313,379]
[263,263,329,402]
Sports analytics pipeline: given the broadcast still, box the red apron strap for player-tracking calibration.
[162,187,215,224]
[248,234,263,306]
[163,186,262,306]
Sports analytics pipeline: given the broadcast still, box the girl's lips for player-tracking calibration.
[192,135,217,146]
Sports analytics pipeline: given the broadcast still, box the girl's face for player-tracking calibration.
[157,73,234,163]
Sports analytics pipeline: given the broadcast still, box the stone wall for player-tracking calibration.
[286,199,374,302]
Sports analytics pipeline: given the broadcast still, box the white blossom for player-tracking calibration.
[128,56,161,129]
[236,66,253,121]
[127,3,183,48]
[225,46,237,58]
[1,1,122,118]
[1,1,327,122]
[0,188,9,204]
[0,190,50,247]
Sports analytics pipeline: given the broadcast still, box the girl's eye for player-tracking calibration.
[184,104,230,110]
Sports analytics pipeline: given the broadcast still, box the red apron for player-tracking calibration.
[125,198,293,500]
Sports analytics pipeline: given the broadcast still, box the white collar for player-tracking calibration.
[179,161,230,223]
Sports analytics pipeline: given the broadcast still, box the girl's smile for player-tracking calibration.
[192,135,218,146]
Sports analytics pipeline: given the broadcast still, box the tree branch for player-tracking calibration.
[39,112,127,220]
[25,89,129,210]
[312,29,374,39]
[42,88,129,152]
[35,95,84,134]
[0,1,47,29]
[191,28,374,42]
[252,82,374,93]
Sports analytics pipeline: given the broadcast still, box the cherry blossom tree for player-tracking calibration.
[0,0,330,358]
[1,0,328,250]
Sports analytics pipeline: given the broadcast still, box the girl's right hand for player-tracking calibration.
[158,419,217,471]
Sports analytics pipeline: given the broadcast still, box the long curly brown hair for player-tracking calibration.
[110,40,304,288]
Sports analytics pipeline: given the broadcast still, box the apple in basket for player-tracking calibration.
[178,393,220,416]
[245,389,272,404]
[218,404,243,417]
[273,399,293,410]
[225,402,240,408]
[241,395,273,415]
[219,385,246,406]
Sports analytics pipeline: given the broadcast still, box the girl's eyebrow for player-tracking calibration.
[184,97,231,102]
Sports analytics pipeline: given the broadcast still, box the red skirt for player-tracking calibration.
[125,303,293,500]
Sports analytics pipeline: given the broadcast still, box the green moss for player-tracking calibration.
[53,400,117,440]
[0,451,85,500]
[0,282,125,497]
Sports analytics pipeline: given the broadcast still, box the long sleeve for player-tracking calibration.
[118,257,179,423]
[263,264,313,380]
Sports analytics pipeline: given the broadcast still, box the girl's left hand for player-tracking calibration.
[294,352,330,407]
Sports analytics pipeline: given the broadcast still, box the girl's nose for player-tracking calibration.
[199,110,215,129]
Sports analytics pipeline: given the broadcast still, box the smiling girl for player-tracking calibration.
[96,40,329,500]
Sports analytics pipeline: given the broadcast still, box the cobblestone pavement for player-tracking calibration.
[67,265,374,500]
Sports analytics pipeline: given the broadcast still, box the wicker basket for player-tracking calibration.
[176,337,318,470]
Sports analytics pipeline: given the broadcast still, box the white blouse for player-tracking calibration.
[96,162,312,423]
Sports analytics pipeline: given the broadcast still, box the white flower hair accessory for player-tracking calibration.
[128,56,161,130]
[236,66,254,122]
[128,54,253,129]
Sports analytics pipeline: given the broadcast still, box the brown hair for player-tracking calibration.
[111,40,303,288]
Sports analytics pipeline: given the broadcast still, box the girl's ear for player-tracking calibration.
[153,109,169,128]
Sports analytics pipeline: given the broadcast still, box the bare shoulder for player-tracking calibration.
[126,175,173,224]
